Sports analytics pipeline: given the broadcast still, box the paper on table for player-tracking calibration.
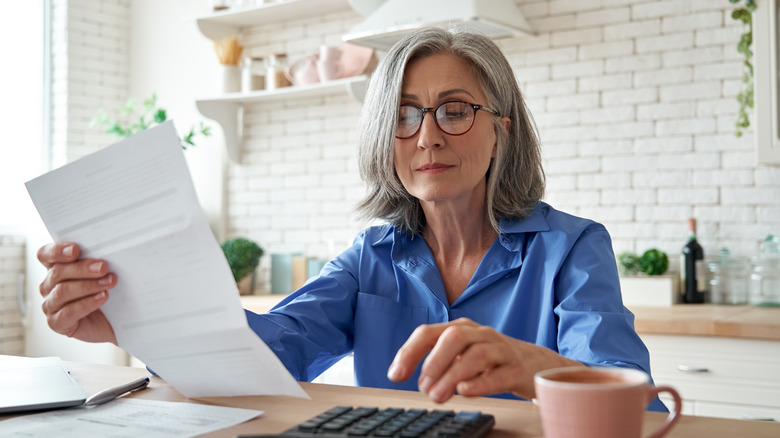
[0,398,262,437]
[25,121,307,399]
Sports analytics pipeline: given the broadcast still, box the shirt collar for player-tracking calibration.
[497,202,551,252]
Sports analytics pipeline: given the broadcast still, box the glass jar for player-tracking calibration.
[707,248,749,305]
[749,235,780,307]
[266,53,291,90]
[242,56,265,92]
[750,255,780,307]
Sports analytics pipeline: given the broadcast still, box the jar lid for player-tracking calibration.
[760,234,780,255]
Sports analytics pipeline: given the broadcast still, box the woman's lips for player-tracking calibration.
[417,162,454,174]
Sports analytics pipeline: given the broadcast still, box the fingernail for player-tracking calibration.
[94,291,107,300]
[430,384,453,402]
[387,362,400,381]
[62,245,73,257]
[418,376,432,393]
[89,262,103,273]
[98,275,112,286]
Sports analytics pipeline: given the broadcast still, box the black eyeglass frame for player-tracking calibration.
[395,100,500,139]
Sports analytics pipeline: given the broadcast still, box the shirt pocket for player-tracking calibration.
[353,292,430,389]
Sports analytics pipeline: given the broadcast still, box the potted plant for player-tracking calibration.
[618,249,679,307]
[91,93,211,148]
[221,237,264,295]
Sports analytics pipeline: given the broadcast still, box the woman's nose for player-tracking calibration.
[417,112,444,150]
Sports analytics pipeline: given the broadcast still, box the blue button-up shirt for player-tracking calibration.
[245,202,667,411]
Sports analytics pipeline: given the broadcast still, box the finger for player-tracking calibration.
[419,321,485,383]
[456,365,525,398]
[388,318,480,383]
[42,274,116,315]
[40,259,111,298]
[421,326,502,401]
[388,323,449,383]
[37,242,81,269]
[46,290,109,337]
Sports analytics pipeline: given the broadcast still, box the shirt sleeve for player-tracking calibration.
[552,224,669,412]
[243,232,367,382]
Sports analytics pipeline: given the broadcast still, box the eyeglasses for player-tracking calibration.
[395,100,500,139]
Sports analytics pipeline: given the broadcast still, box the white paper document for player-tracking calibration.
[25,121,308,399]
[0,398,262,437]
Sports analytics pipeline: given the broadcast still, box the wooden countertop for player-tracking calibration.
[631,304,780,341]
[242,296,780,341]
[5,359,780,438]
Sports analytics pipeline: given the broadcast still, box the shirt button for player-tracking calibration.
[501,235,512,244]
[409,259,417,266]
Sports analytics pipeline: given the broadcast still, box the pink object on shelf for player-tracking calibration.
[337,43,377,78]
[285,54,320,86]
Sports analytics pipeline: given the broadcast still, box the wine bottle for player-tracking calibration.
[681,218,705,303]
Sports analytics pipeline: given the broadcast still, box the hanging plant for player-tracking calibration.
[730,0,757,137]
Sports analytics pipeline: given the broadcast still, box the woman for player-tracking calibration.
[37,28,665,411]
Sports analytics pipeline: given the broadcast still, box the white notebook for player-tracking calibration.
[0,356,86,414]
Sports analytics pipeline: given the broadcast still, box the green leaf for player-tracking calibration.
[142,93,157,109]
[154,108,167,123]
[106,124,127,137]
[183,128,195,144]
[137,116,149,131]
[121,98,136,115]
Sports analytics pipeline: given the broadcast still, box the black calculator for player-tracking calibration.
[267,405,495,438]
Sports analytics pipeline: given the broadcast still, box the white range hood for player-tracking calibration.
[343,0,535,50]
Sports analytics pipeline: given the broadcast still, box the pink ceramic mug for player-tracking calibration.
[534,367,682,438]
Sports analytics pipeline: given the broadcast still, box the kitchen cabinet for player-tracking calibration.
[192,0,366,163]
[641,334,780,421]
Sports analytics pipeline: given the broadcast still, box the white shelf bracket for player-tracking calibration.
[197,20,238,41]
[196,100,243,162]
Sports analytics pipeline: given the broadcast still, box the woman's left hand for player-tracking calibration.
[387,318,583,403]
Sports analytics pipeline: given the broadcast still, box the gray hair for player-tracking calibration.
[356,27,545,235]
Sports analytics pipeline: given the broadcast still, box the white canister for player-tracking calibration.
[221,65,241,93]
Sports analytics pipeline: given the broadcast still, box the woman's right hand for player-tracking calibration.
[37,242,118,345]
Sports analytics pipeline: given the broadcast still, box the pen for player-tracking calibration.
[84,376,150,407]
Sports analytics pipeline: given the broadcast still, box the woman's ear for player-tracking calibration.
[500,116,511,133]
[492,117,510,158]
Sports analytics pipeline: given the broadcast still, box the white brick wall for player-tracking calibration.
[512,0,776,263]
[0,236,25,355]
[51,0,130,167]
[220,1,778,290]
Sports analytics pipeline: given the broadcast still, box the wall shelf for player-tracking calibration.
[195,0,351,40]
[196,75,369,162]
[192,0,365,163]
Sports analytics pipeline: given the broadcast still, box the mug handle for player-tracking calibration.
[646,386,682,438]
